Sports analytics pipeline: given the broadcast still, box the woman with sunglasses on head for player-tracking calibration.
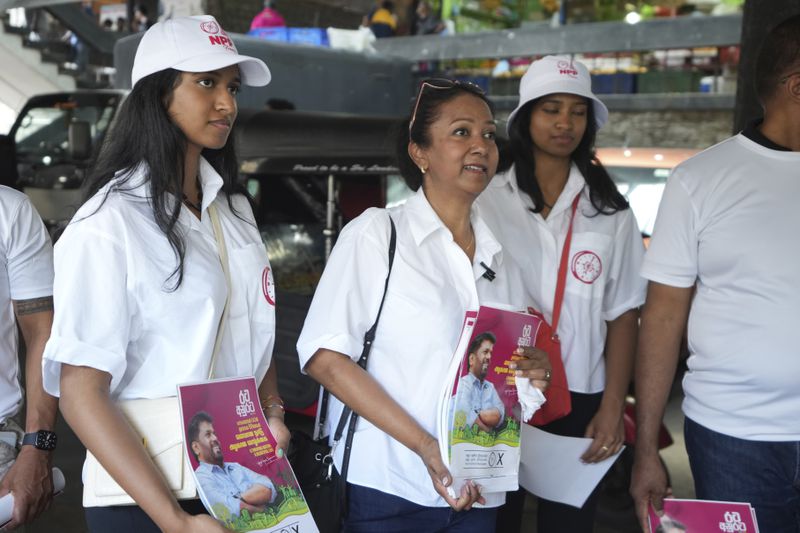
[476,56,646,532]
[297,79,552,532]
[40,16,287,533]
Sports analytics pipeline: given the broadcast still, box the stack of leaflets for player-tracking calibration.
[648,499,759,533]
[436,305,544,496]
[178,377,319,533]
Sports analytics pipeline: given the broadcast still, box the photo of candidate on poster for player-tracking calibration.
[178,377,318,533]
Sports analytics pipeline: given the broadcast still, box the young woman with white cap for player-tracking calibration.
[41,16,282,533]
[476,56,646,531]
[297,78,552,532]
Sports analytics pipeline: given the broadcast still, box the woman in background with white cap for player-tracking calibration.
[476,55,646,531]
[41,16,281,533]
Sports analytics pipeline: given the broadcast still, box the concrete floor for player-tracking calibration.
[30,382,694,533]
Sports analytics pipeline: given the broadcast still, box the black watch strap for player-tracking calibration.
[21,430,57,451]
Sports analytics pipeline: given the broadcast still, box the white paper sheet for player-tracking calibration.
[519,425,623,508]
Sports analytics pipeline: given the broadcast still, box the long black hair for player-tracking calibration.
[396,79,495,191]
[506,98,628,215]
[83,68,245,290]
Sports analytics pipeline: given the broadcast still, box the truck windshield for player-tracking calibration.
[13,93,121,162]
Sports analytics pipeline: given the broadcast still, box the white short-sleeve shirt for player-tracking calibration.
[475,164,647,393]
[296,188,533,508]
[42,158,276,399]
[641,134,800,441]
[0,186,53,422]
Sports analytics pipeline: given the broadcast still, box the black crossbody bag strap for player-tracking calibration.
[333,215,396,484]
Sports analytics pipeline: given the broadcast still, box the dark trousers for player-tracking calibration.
[496,391,603,533]
[685,416,800,533]
[85,498,208,532]
[344,483,497,533]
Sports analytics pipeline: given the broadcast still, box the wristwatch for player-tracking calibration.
[21,430,57,451]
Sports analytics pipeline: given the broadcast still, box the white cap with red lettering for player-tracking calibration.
[506,55,608,133]
[131,15,271,87]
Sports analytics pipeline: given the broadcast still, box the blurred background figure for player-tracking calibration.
[414,1,445,35]
[250,0,286,31]
[365,1,397,38]
[132,5,150,32]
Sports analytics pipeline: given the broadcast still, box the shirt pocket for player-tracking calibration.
[228,243,276,325]
[565,232,611,298]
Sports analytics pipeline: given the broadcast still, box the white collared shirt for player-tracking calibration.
[297,188,532,508]
[0,186,53,422]
[42,158,275,399]
[475,164,646,393]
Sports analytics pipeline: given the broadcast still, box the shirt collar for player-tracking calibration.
[492,163,585,220]
[197,461,225,474]
[107,157,225,210]
[742,119,792,152]
[404,187,505,275]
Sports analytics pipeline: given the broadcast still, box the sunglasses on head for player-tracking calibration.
[409,78,486,132]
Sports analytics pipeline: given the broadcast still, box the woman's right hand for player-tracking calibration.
[416,435,485,511]
[168,513,233,533]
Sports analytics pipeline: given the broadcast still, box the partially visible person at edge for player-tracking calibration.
[414,0,445,35]
[630,14,800,533]
[476,55,646,533]
[296,78,553,531]
[365,0,397,38]
[249,0,286,31]
[40,15,287,533]
[0,186,58,530]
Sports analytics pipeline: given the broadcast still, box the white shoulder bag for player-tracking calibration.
[83,204,232,507]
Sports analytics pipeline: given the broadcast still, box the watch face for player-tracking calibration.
[35,431,57,450]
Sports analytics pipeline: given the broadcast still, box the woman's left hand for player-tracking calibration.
[266,416,291,458]
[509,346,552,392]
[581,403,624,463]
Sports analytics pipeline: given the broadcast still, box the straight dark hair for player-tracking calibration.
[83,68,245,290]
[396,79,495,191]
[506,99,628,215]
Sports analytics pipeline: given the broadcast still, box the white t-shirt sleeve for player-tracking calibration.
[640,170,698,288]
[6,196,53,300]
[601,209,647,321]
[42,221,132,397]
[296,209,391,370]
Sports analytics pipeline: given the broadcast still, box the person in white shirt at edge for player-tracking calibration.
[40,15,286,533]
[454,332,505,432]
[296,79,552,531]
[475,55,646,533]
[0,187,59,531]
[630,15,800,533]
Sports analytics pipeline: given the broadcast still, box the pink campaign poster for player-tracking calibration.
[178,377,319,533]
[648,499,759,533]
[447,306,543,492]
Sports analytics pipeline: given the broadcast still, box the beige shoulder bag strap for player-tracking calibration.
[206,203,232,380]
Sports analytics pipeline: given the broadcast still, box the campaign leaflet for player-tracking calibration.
[178,377,319,533]
[438,306,544,495]
[648,499,759,533]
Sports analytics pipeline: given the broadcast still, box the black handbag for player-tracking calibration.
[288,216,396,532]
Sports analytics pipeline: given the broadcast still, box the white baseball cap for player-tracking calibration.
[131,15,271,88]
[506,55,608,133]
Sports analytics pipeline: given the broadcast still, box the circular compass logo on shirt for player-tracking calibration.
[262,266,276,306]
[571,250,602,284]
